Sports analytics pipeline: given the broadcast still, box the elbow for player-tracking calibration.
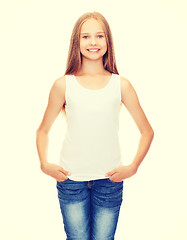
[36,126,48,136]
[149,125,154,135]
[151,130,154,140]
[36,127,41,136]
[149,128,154,141]
[142,127,154,140]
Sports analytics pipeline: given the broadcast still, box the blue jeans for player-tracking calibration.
[56,178,124,240]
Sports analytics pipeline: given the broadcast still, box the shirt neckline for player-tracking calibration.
[72,73,114,92]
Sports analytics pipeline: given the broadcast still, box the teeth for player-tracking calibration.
[88,49,99,51]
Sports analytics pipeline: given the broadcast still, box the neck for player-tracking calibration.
[77,57,106,76]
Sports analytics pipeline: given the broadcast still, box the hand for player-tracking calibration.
[105,164,137,182]
[41,162,71,182]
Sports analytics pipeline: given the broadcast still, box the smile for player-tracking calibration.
[87,48,100,52]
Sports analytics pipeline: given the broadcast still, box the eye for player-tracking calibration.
[82,36,88,39]
[98,35,104,38]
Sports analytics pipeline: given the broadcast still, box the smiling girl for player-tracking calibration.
[36,11,154,240]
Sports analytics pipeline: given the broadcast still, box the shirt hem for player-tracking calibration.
[67,175,109,181]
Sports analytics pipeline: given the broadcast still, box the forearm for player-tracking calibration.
[36,130,49,167]
[130,130,154,170]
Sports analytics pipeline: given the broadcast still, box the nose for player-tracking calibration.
[90,37,96,46]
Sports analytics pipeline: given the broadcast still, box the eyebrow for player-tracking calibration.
[80,32,104,35]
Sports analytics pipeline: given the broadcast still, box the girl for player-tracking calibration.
[36,11,154,240]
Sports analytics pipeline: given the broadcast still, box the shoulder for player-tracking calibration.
[119,75,138,104]
[120,75,131,86]
[53,75,66,88]
[49,75,66,99]
[51,75,66,92]
[120,75,134,92]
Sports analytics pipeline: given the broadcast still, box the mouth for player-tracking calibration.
[87,48,100,52]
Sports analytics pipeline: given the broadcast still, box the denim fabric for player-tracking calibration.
[56,178,124,240]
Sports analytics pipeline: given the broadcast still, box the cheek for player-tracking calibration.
[80,41,87,51]
[101,41,107,51]
[101,38,107,47]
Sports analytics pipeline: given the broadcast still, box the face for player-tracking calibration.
[79,18,107,60]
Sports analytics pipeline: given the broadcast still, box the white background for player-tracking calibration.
[0,0,187,239]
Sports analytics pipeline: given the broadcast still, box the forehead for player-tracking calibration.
[80,18,104,33]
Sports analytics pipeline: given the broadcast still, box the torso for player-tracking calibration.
[59,72,124,108]
[59,73,124,181]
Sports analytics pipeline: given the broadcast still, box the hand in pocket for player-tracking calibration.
[41,162,71,181]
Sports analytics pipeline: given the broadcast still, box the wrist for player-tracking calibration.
[40,161,48,170]
[129,163,139,173]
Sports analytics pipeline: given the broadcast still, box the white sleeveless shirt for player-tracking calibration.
[59,73,123,181]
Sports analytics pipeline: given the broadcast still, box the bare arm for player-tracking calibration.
[36,76,70,181]
[106,76,154,182]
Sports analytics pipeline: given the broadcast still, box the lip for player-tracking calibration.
[87,48,100,50]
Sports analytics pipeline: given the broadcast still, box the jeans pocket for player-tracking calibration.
[107,178,117,183]
[107,178,123,183]
[57,178,69,183]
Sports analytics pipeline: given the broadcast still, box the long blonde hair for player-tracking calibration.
[64,11,119,75]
